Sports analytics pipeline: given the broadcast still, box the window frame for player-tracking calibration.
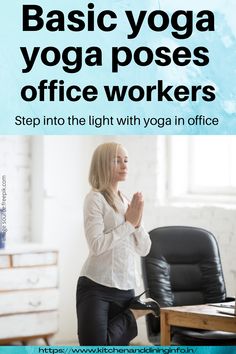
[166,136,236,205]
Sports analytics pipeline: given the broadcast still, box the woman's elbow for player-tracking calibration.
[89,240,107,256]
[140,240,152,256]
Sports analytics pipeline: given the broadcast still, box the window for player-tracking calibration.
[167,136,236,203]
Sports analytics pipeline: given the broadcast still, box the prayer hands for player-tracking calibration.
[125,192,144,228]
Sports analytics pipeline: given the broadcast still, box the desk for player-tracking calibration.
[160,303,236,346]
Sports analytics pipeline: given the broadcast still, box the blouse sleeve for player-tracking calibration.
[130,225,152,256]
[84,192,136,256]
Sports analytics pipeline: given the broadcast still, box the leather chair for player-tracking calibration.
[142,226,236,345]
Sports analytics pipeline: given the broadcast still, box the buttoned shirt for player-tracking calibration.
[80,190,151,290]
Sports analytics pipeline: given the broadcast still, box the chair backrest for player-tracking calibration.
[142,226,227,309]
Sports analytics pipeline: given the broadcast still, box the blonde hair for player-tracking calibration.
[89,142,122,211]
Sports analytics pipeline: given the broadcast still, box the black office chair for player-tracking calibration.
[142,226,236,345]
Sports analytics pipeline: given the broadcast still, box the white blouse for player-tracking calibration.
[80,190,152,290]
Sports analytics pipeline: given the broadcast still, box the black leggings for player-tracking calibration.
[76,277,137,346]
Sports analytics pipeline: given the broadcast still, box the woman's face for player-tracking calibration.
[112,146,128,184]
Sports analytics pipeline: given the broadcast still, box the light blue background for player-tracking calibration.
[0,0,235,134]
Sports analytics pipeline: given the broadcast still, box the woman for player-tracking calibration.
[76,142,159,346]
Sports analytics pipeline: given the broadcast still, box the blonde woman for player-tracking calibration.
[76,142,159,346]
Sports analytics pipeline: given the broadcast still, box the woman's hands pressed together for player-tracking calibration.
[125,192,144,228]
